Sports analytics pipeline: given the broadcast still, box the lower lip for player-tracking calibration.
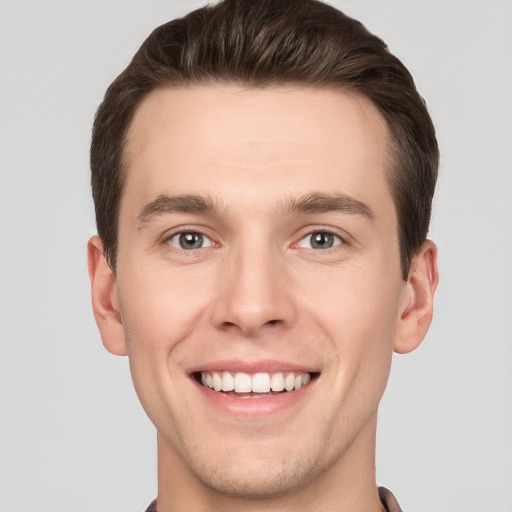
[193,378,316,416]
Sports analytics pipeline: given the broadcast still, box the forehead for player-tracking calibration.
[122,84,393,217]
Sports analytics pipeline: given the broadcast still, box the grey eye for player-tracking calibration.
[297,231,342,250]
[168,232,212,250]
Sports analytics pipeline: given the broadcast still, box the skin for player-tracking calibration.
[88,85,438,512]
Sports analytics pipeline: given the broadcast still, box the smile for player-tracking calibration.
[198,371,314,395]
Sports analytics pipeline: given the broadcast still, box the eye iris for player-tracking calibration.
[179,232,203,249]
[311,232,334,249]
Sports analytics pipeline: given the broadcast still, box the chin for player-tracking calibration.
[187,448,320,499]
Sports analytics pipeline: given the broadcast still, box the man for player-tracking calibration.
[87,0,439,510]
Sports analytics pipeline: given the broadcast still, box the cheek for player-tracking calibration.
[115,261,225,406]
[304,261,402,332]
[117,262,213,349]
[303,263,402,382]
[115,265,213,433]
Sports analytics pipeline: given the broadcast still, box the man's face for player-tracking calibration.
[108,85,411,496]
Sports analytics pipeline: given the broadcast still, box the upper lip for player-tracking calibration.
[187,359,320,375]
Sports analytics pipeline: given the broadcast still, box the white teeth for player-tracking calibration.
[284,373,295,391]
[221,371,234,391]
[270,372,285,392]
[200,371,313,394]
[212,372,222,391]
[252,373,271,393]
[234,372,252,393]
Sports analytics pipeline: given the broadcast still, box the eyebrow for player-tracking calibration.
[137,194,216,226]
[136,191,375,227]
[286,192,375,221]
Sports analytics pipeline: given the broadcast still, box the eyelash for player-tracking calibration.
[295,231,345,250]
[165,230,215,251]
[163,227,347,253]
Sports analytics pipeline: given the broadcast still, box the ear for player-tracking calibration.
[87,236,127,356]
[394,240,439,354]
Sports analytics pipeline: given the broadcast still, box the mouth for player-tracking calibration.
[193,370,318,398]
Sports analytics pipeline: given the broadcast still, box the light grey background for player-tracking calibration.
[0,1,511,511]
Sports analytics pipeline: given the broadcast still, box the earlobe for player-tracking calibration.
[394,240,439,354]
[87,236,128,356]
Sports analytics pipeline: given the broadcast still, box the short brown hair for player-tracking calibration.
[91,0,438,278]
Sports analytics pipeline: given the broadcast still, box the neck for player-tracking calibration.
[155,411,385,512]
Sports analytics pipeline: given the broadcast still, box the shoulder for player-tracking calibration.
[379,487,404,512]
[144,499,157,512]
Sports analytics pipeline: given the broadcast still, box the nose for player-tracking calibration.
[210,240,296,337]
